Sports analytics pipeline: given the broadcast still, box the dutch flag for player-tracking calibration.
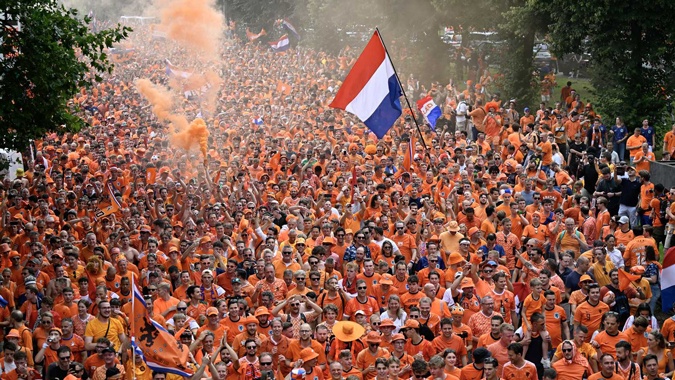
[269,35,290,52]
[416,95,442,131]
[329,30,402,139]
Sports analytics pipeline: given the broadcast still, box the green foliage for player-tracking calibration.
[0,0,130,151]
[292,0,451,84]
[541,0,675,127]
[220,0,294,30]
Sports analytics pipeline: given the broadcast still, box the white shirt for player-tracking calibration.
[456,102,468,122]
[606,248,624,269]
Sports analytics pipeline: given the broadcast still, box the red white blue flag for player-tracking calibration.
[269,34,290,52]
[329,30,402,139]
[416,95,442,131]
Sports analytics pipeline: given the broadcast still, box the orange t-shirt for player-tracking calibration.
[502,360,539,380]
[588,372,624,380]
[574,301,610,342]
[544,305,567,348]
[592,330,629,359]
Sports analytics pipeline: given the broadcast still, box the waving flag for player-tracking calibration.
[96,183,121,219]
[618,268,641,291]
[130,275,192,377]
[246,28,266,42]
[276,19,301,40]
[269,35,290,52]
[662,247,675,312]
[417,96,442,131]
[165,59,192,79]
[329,30,403,139]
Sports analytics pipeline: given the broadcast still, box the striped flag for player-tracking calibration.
[276,19,300,40]
[269,35,290,52]
[165,59,192,79]
[96,183,121,218]
[416,95,442,131]
[329,30,403,139]
[130,276,192,377]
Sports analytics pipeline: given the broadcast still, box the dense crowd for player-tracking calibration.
[0,21,674,380]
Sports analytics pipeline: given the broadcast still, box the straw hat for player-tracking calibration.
[332,321,365,342]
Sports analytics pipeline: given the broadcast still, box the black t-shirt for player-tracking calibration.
[46,363,69,380]
[619,177,641,207]
[582,164,599,194]
[569,142,586,166]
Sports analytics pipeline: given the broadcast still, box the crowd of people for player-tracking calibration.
[0,20,674,380]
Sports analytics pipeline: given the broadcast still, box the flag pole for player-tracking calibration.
[131,271,136,380]
[374,27,429,154]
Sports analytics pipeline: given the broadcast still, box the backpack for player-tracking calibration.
[418,317,435,341]
[607,284,630,323]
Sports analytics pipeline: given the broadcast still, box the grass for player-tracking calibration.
[551,75,599,109]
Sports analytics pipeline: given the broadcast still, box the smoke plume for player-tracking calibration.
[158,0,224,60]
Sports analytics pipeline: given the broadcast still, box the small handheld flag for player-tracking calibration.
[329,30,403,139]
[416,96,442,131]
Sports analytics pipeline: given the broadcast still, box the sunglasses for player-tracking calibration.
[290,303,300,307]
[177,307,187,311]
[483,270,493,273]
[246,346,257,349]
[357,286,367,290]
[261,362,273,366]
[311,277,320,281]
[562,348,572,353]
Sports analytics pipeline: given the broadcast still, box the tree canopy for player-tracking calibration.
[0,0,130,151]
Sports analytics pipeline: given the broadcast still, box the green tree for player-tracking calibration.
[542,0,675,128]
[219,0,294,31]
[0,0,130,151]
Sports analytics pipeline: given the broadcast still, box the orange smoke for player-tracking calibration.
[135,79,189,131]
[170,118,209,158]
[159,0,224,60]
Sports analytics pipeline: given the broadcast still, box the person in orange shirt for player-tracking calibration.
[502,342,539,380]
[401,319,436,362]
[432,318,469,367]
[634,143,655,173]
[521,278,545,331]
[615,340,643,380]
[626,128,647,162]
[487,324,515,376]
[552,340,594,380]
[573,284,609,342]
[460,347,490,380]
[591,311,627,359]
[196,307,228,346]
[355,332,389,380]
[543,290,569,349]
[589,354,625,380]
